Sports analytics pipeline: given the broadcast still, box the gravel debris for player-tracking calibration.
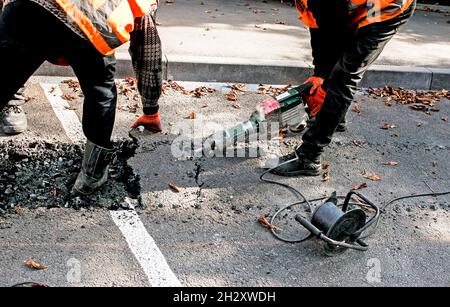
[0,140,140,216]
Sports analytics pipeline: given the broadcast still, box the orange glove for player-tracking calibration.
[131,113,163,132]
[307,86,327,117]
[304,76,324,95]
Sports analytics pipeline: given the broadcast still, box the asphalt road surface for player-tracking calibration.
[0,77,449,287]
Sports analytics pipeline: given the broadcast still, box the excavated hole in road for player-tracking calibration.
[0,139,141,216]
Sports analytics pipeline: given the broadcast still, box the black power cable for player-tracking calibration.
[261,157,450,245]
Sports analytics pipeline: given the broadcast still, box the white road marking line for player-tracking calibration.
[41,83,86,144]
[42,82,181,287]
[111,210,181,287]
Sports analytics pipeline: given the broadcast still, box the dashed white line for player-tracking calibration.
[42,82,181,287]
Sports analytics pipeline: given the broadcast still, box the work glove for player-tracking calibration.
[131,113,163,132]
[304,76,324,95]
[306,85,327,117]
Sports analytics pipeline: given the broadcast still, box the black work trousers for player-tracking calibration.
[0,0,117,148]
[299,2,416,160]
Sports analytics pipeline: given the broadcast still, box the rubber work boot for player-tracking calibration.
[73,140,117,195]
[270,150,321,177]
[1,91,28,135]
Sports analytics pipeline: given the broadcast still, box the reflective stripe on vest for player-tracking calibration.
[351,0,414,28]
[54,0,154,55]
[294,0,413,29]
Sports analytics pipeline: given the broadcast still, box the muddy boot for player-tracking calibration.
[72,140,117,195]
[1,90,28,135]
[270,150,322,177]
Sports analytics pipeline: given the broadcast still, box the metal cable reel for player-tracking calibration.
[295,191,380,256]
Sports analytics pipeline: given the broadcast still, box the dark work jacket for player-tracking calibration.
[306,0,355,79]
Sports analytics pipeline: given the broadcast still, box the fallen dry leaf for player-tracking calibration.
[187,112,197,120]
[25,259,47,270]
[64,105,78,111]
[381,123,397,130]
[232,102,241,109]
[384,161,399,166]
[231,83,246,92]
[258,215,282,232]
[277,129,287,140]
[353,103,361,114]
[322,171,330,182]
[162,80,216,98]
[15,207,23,215]
[367,86,449,116]
[168,183,181,193]
[364,174,381,181]
[351,196,376,213]
[258,84,292,97]
[432,161,438,168]
[226,90,238,101]
[352,182,368,191]
[61,94,76,101]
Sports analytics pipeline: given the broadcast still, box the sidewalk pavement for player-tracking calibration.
[36,0,450,89]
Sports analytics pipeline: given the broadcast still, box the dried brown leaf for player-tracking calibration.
[226,90,238,101]
[25,259,47,270]
[231,84,246,92]
[381,124,397,130]
[232,102,241,109]
[277,129,287,140]
[322,171,330,182]
[168,183,181,193]
[384,161,399,166]
[15,207,23,215]
[352,182,368,191]
[364,174,381,181]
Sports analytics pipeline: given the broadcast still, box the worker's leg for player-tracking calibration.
[65,47,117,149]
[0,1,47,134]
[301,3,416,159]
[61,32,118,195]
[0,2,46,107]
[272,2,416,176]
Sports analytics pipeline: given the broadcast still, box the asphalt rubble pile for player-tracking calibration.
[0,139,141,216]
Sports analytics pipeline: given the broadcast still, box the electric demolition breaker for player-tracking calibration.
[201,83,313,156]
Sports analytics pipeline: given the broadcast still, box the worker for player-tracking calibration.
[0,0,164,194]
[272,0,416,177]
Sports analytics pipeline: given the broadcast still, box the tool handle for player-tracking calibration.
[292,83,313,96]
[295,215,322,237]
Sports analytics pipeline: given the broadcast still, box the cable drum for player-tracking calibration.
[261,156,450,255]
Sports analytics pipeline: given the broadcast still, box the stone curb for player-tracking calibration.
[35,54,449,90]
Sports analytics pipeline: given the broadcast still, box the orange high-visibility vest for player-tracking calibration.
[294,0,414,29]
[54,0,157,55]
